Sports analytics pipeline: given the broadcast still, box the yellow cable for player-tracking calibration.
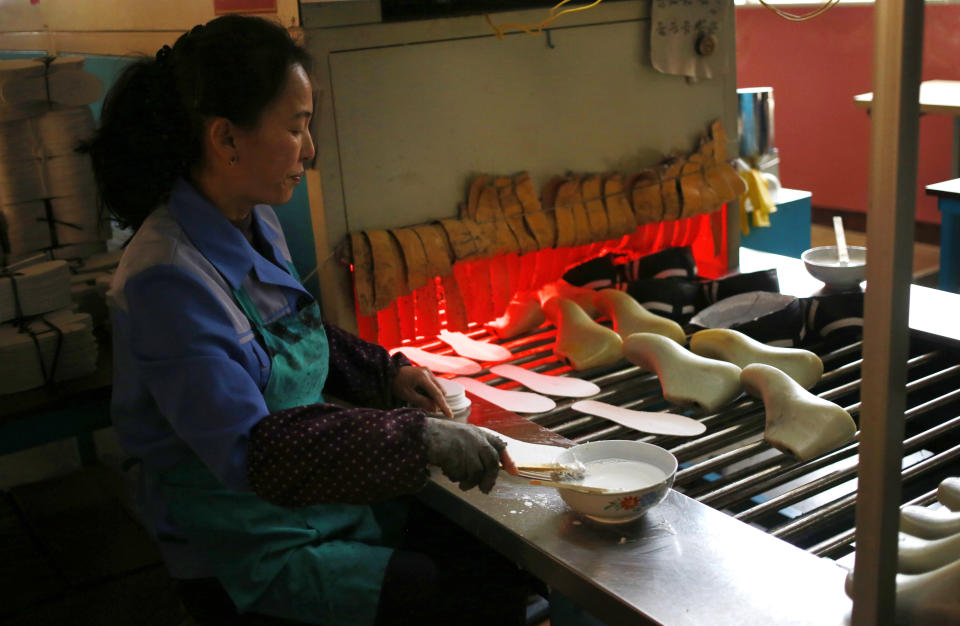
[488,0,835,36]
[756,0,842,22]
[552,0,604,20]
[485,0,604,39]
[549,0,576,16]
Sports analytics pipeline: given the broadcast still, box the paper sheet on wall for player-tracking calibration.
[650,0,729,81]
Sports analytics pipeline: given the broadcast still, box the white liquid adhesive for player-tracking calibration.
[576,458,667,493]
[815,259,864,268]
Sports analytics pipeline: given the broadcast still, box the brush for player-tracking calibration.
[525,478,613,495]
[515,459,587,482]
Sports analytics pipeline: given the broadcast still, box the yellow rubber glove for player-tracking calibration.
[739,169,776,233]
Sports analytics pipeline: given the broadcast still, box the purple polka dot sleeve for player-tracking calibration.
[247,403,428,507]
[321,322,412,409]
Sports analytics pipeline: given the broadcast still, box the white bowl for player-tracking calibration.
[554,440,677,524]
[801,246,867,290]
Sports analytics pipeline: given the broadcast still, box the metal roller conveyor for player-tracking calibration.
[809,488,941,559]
[699,381,960,511]
[736,414,960,524]
[772,442,960,543]
[708,390,960,512]
[410,300,960,572]
[699,442,855,509]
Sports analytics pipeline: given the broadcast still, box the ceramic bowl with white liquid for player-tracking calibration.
[554,440,678,524]
[801,245,867,290]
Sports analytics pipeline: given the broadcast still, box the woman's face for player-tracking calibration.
[231,63,315,207]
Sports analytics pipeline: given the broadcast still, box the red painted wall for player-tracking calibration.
[736,4,960,224]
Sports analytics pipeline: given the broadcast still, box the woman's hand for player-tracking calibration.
[392,366,453,418]
[424,418,510,492]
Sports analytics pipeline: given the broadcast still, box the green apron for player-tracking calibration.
[159,264,398,625]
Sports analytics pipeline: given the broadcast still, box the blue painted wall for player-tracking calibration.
[1,50,320,297]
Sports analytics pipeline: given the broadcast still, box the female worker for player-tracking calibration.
[85,15,528,625]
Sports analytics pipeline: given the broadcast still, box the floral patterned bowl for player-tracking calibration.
[554,440,677,524]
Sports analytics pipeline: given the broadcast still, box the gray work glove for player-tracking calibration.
[424,418,506,494]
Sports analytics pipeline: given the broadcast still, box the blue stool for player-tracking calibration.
[925,178,960,292]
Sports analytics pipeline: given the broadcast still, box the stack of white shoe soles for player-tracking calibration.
[0,196,107,256]
[0,58,107,395]
[0,57,100,116]
[73,250,122,275]
[436,377,472,419]
[0,308,97,394]
[70,250,120,328]
[0,260,72,323]
[0,200,51,258]
[50,195,109,244]
[0,58,83,123]
[0,56,104,265]
[70,271,113,300]
[50,241,108,261]
[35,108,98,154]
[0,128,97,203]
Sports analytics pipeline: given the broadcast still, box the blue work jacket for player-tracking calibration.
[109,178,315,578]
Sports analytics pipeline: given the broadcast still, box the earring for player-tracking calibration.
[229,156,237,165]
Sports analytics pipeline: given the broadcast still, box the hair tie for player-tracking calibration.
[155,45,172,64]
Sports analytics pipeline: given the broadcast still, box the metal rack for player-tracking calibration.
[415,321,960,576]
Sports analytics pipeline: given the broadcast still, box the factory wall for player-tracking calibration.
[736,3,960,225]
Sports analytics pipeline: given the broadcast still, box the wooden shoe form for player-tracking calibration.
[552,298,623,371]
[938,476,960,511]
[897,531,960,574]
[740,363,855,461]
[900,505,960,540]
[845,556,960,624]
[623,332,741,413]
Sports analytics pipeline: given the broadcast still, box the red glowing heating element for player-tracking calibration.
[354,206,728,348]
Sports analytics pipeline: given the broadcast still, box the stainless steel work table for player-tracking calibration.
[739,247,960,346]
[420,246,960,624]
[417,327,854,625]
[415,245,960,624]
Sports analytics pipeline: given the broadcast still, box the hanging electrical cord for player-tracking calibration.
[485,0,604,39]
[756,0,842,22]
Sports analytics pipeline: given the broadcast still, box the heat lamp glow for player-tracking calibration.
[354,207,729,347]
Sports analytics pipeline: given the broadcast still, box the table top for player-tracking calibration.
[854,79,960,115]
[770,187,812,205]
[422,386,852,626]
[423,249,960,624]
[925,177,960,199]
[739,247,960,347]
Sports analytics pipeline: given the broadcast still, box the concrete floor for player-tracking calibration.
[0,465,189,626]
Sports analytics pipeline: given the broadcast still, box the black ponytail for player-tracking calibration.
[82,15,312,230]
